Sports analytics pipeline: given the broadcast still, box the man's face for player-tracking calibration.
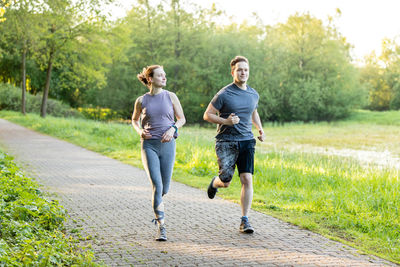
[232,61,249,84]
[149,67,167,88]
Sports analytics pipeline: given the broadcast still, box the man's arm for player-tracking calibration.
[252,109,265,142]
[203,103,239,126]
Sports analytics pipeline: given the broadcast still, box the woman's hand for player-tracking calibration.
[141,129,152,139]
[161,127,175,143]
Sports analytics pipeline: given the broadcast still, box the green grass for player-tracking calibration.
[1,110,399,264]
[256,110,400,155]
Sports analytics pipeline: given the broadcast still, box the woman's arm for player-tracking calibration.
[161,92,186,142]
[132,96,152,139]
[169,92,186,129]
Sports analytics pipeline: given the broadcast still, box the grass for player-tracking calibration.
[258,110,400,154]
[0,109,399,263]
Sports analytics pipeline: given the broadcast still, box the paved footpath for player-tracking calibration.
[0,119,397,267]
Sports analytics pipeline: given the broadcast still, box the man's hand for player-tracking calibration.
[141,129,152,139]
[224,113,240,125]
[257,129,265,142]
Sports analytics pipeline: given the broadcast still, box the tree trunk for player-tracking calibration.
[40,49,54,118]
[172,0,181,91]
[21,44,26,115]
[143,0,153,61]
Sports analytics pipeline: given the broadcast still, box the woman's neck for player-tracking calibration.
[149,87,163,95]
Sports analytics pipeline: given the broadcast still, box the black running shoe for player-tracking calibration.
[207,176,218,199]
[240,217,254,233]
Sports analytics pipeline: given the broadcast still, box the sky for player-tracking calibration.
[112,0,400,63]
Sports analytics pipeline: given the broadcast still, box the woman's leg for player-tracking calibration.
[159,139,176,197]
[141,140,165,224]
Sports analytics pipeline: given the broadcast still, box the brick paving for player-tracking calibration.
[0,118,397,266]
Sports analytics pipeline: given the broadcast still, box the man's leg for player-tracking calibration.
[239,172,253,217]
[239,172,254,233]
[207,141,237,199]
[212,176,231,188]
[237,139,256,233]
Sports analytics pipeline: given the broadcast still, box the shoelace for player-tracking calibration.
[151,217,165,225]
[242,219,251,228]
[159,225,166,234]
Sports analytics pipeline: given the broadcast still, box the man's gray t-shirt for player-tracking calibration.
[211,83,259,141]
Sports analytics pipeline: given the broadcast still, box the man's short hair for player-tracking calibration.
[230,56,249,71]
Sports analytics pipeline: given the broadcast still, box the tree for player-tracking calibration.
[54,21,112,107]
[259,13,364,121]
[360,38,400,110]
[0,0,39,114]
[381,39,400,110]
[37,0,113,117]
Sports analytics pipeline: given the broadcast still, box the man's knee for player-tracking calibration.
[240,173,253,186]
[219,168,235,185]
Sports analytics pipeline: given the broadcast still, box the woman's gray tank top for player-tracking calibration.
[141,90,175,139]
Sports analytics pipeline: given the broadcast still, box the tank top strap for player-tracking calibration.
[141,92,149,107]
[162,90,173,107]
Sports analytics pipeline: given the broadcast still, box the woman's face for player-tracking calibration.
[149,67,167,88]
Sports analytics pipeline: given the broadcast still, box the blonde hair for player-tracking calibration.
[137,65,163,87]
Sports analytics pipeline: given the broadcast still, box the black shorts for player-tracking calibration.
[215,139,256,183]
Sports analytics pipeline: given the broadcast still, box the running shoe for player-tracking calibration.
[240,217,254,233]
[207,176,218,199]
[156,224,167,241]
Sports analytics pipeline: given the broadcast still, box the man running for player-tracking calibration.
[203,55,265,233]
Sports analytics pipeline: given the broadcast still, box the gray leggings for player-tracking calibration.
[141,139,176,220]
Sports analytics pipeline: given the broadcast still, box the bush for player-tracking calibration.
[0,151,97,266]
[0,83,81,118]
[78,107,119,121]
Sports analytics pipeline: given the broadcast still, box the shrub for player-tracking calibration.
[0,83,81,118]
[77,107,119,121]
[0,151,97,265]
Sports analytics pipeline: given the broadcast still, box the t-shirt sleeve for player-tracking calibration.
[211,93,224,111]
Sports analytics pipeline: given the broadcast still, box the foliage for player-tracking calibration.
[78,107,118,121]
[360,38,400,110]
[0,0,9,22]
[0,150,97,266]
[35,0,115,117]
[91,2,365,122]
[258,13,364,121]
[2,0,397,121]
[1,110,399,263]
[0,83,81,117]
[0,0,115,117]
[0,0,42,114]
